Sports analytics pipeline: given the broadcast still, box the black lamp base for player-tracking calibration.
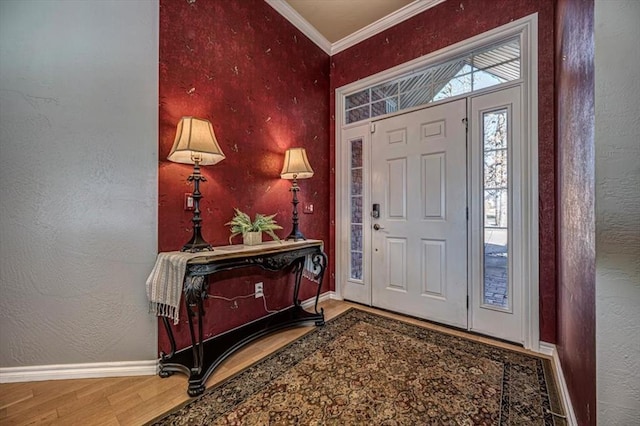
[285,229,306,241]
[181,161,213,253]
[181,241,213,253]
[180,228,213,252]
[286,178,307,242]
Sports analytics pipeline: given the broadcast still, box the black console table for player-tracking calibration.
[157,240,327,396]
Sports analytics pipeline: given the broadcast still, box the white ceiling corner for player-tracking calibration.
[264,0,332,54]
[265,0,448,56]
[330,0,447,54]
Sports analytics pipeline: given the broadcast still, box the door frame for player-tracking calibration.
[335,14,539,351]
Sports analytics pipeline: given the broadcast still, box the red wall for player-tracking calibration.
[555,0,596,424]
[329,0,557,343]
[159,0,330,351]
[158,0,565,353]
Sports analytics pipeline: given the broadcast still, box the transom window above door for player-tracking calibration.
[344,37,521,124]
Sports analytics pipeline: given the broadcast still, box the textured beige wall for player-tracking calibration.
[0,0,159,367]
[595,0,640,423]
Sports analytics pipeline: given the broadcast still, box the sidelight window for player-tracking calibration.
[349,138,364,281]
[482,108,509,309]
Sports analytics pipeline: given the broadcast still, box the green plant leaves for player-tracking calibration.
[225,208,283,244]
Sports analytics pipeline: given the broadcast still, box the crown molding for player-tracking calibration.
[330,0,446,54]
[265,0,332,55]
[265,0,447,56]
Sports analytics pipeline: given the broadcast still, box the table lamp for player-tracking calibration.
[281,147,314,241]
[168,116,225,252]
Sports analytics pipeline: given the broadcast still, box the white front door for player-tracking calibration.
[371,99,468,328]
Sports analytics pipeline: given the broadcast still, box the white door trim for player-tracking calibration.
[335,14,539,351]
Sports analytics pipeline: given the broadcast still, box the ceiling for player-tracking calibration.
[284,0,416,43]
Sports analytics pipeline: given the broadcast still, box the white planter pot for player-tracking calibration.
[243,231,262,246]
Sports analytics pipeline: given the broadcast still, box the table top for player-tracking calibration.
[184,239,323,264]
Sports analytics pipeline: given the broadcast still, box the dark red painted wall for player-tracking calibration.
[555,0,596,424]
[159,0,330,351]
[329,0,557,343]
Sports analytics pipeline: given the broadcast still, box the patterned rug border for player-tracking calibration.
[148,307,564,425]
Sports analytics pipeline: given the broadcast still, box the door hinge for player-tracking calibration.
[462,117,468,132]
[370,122,376,133]
[466,207,469,220]
[467,295,469,309]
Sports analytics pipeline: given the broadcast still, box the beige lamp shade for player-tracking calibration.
[167,117,225,165]
[281,147,314,179]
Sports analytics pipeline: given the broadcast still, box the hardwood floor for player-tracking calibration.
[0,299,547,425]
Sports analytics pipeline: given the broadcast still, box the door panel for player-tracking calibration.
[422,239,446,297]
[422,153,445,219]
[371,99,467,328]
[386,238,407,291]
[386,158,407,218]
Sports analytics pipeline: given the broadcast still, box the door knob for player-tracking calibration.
[373,224,385,231]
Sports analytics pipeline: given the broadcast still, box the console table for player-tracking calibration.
[157,240,327,396]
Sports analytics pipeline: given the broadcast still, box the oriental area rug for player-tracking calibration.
[150,309,565,425]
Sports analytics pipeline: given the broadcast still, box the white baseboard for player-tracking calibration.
[539,342,578,426]
[301,290,339,307]
[1,292,339,384]
[0,360,158,384]
[328,291,343,301]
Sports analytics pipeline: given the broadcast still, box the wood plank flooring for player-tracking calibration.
[0,300,548,425]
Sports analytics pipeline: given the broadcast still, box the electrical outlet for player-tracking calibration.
[254,282,264,298]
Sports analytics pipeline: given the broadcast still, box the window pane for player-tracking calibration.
[350,250,363,280]
[399,87,433,109]
[350,138,364,281]
[473,38,520,81]
[371,81,398,101]
[484,189,508,228]
[351,196,363,223]
[351,169,362,195]
[483,227,508,308]
[399,71,431,94]
[473,67,509,91]
[433,73,472,101]
[483,108,509,309]
[346,90,369,108]
[483,110,508,149]
[351,225,362,251]
[346,105,370,124]
[430,58,467,82]
[371,99,398,118]
[351,139,362,168]
[484,149,508,189]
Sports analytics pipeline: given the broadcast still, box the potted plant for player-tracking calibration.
[225,208,283,245]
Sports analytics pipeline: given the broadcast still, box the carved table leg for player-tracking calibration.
[188,382,206,397]
[312,251,328,324]
[185,296,201,374]
[158,316,177,378]
[292,258,305,307]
